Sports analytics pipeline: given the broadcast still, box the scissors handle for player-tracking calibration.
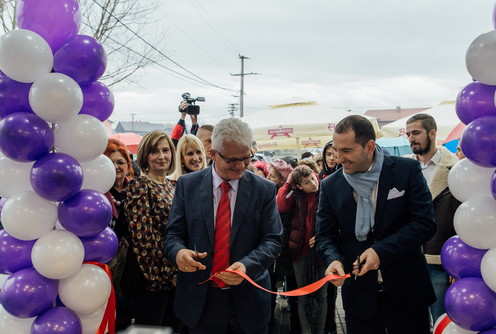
[354,255,361,280]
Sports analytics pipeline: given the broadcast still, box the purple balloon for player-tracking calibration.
[441,236,487,279]
[79,81,114,121]
[31,307,82,334]
[0,76,33,120]
[30,152,83,201]
[54,35,107,86]
[480,330,496,334]
[445,277,496,331]
[492,170,496,201]
[58,189,112,237]
[16,0,81,53]
[0,267,58,318]
[0,112,53,162]
[461,115,496,167]
[80,226,118,263]
[0,230,35,274]
[456,82,496,125]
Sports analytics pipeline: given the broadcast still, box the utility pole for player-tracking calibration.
[231,55,260,118]
[228,103,238,117]
[130,113,136,132]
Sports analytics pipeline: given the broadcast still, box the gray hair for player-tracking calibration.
[211,118,253,152]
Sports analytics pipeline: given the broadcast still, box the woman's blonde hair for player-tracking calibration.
[168,134,207,181]
[137,131,176,175]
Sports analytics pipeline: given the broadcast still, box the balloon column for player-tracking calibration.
[437,2,496,332]
[0,0,118,333]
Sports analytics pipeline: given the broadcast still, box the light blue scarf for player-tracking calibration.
[342,145,384,242]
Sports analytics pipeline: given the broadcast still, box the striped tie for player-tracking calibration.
[211,181,231,288]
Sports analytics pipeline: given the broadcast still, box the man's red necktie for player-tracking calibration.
[211,181,231,288]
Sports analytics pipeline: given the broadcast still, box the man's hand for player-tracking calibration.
[353,248,380,277]
[325,260,347,287]
[215,262,246,286]
[179,101,188,119]
[175,248,207,272]
[309,236,315,248]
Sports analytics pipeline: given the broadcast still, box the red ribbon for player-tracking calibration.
[84,262,116,334]
[434,315,451,334]
[200,269,350,296]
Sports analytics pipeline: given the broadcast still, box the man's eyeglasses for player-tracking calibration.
[215,150,254,164]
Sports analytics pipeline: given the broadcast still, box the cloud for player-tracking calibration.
[110,0,493,126]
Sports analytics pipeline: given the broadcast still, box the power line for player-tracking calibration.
[161,15,237,85]
[188,0,239,57]
[82,22,233,90]
[89,0,234,91]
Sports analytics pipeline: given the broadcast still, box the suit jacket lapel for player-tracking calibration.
[231,172,253,243]
[334,171,357,224]
[375,156,394,225]
[199,167,215,247]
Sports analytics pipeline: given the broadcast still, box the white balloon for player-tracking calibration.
[29,73,83,123]
[54,115,108,162]
[466,30,496,85]
[481,248,496,293]
[80,154,116,193]
[448,158,495,202]
[454,196,496,249]
[0,274,9,292]
[59,264,111,314]
[31,229,84,280]
[0,29,53,83]
[76,303,106,334]
[0,154,34,198]
[1,191,57,241]
[0,306,35,334]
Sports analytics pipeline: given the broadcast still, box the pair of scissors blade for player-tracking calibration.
[354,255,361,280]
[194,244,199,259]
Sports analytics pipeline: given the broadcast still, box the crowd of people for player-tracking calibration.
[0,108,464,334]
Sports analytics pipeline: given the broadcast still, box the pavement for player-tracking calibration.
[272,287,346,334]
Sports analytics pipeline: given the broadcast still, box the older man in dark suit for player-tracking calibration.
[315,115,436,334]
[164,117,282,334]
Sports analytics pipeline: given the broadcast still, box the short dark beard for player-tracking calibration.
[412,136,432,155]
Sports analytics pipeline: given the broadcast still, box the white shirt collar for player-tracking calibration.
[211,163,239,193]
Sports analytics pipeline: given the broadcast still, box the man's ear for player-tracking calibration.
[366,139,376,155]
[429,129,437,141]
[209,149,216,161]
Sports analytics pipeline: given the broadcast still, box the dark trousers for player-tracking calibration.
[133,289,171,327]
[345,292,430,334]
[325,284,338,333]
[190,287,268,334]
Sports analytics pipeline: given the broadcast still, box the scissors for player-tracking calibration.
[354,255,363,280]
[194,244,199,259]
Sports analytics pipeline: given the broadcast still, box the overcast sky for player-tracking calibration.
[110,0,495,127]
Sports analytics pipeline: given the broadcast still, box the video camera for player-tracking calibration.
[180,92,205,115]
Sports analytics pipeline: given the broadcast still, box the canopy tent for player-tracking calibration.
[241,101,379,155]
[381,101,460,145]
[109,132,143,154]
[376,137,412,156]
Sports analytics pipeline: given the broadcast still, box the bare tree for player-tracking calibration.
[0,0,166,87]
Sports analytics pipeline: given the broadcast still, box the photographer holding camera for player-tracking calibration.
[171,93,205,147]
